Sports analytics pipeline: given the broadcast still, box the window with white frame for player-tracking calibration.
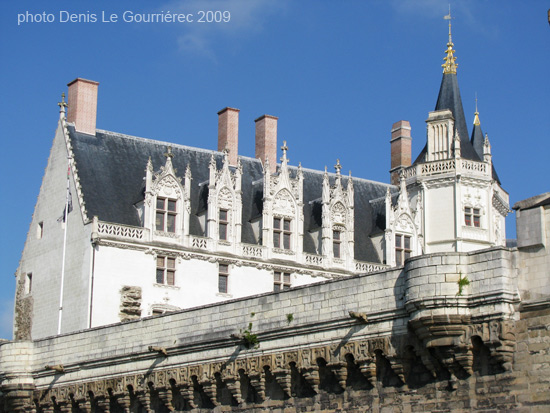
[219,209,229,240]
[273,217,292,250]
[464,207,481,228]
[274,271,291,292]
[395,234,412,266]
[156,197,177,233]
[218,263,229,293]
[156,255,175,285]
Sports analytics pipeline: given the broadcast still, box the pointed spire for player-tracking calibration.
[442,7,458,74]
[334,159,342,175]
[473,94,480,126]
[58,92,67,119]
[280,140,289,167]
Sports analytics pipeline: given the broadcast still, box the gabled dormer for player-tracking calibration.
[144,147,191,243]
[322,160,355,269]
[262,142,304,260]
[385,174,422,266]
[207,150,243,252]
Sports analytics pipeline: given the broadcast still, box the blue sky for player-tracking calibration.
[0,1,548,339]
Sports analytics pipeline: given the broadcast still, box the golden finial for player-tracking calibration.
[442,6,457,74]
[473,93,480,126]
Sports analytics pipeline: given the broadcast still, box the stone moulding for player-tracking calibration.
[2,317,518,412]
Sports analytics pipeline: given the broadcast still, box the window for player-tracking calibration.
[156,256,175,285]
[333,230,342,258]
[395,234,412,266]
[152,309,164,316]
[465,207,481,228]
[274,271,291,292]
[156,197,177,233]
[37,222,44,239]
[218,263,229,293]
[25,273,32,294]
[219,209,229,240]
[273,217,291,250]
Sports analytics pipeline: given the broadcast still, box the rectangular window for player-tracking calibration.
[274,271,291,292]
[219,209,228,240]
[465,207,481,228]
[395,234,412,266]
[218,263,229,293]
[333,230,342,258]
[25,273,32,295]
[156,256,175,285]
[37,222,44,239]
[156,197,177,233]
[273,217,292,250]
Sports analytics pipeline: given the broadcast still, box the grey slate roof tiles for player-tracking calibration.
[69,126,396,263]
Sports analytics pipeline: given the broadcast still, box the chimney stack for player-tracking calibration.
[390,120,412,185]
[255,114,278,174]
[217,107,240,166]
[67,78,99,135]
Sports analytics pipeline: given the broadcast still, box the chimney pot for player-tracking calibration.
[217,107,240,166]
[67,78,99,135]
[255,114,278,174]
[390,120,412,185]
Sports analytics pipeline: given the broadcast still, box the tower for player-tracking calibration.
[386,15,509,260]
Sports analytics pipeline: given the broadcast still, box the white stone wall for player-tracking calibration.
[16,121,92,339]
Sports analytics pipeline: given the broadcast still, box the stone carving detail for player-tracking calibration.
[19,322,517,412]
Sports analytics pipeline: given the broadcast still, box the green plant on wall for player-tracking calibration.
[457,273,470,296]
[242,322,259,349]
[286,313,294,324]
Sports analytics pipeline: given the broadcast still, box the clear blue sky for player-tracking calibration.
[0,1,548,339]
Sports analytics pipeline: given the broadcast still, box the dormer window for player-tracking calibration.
[333,229,342,258]
[273,217,292,250]
[465,207,481,228]
[219,209,229,240]
[395,234,411,266]
[156,197,177,233]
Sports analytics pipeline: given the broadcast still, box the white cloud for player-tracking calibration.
[0,298,13,340]
[161,0,289,59]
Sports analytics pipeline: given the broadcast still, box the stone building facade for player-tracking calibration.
[4,21,547,413]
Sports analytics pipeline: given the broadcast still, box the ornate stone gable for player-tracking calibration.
[144,147,191,243]
[385,173,422,266]
[207,150,243,249]
[262,142,304,258]
[322,160,355,268]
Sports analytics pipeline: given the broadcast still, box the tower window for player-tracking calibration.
[273,217,292,250]
[465,207,481,227]
[274,271,291,292]
[333,230,342,258]
[218,263,229,293]
[37,222,44,239]
[156,197,177,233]
[219,209,229,240]
[395,234,412,266]
[156,256,175,285]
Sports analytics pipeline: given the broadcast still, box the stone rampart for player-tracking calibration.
[1,247,549,412]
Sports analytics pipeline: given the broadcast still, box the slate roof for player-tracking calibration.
[69,126,396,262]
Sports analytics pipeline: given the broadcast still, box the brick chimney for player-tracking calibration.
[67,78,99,135]
[255,114,278,174]
[217,107,240,166]
[390,120,412,185]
